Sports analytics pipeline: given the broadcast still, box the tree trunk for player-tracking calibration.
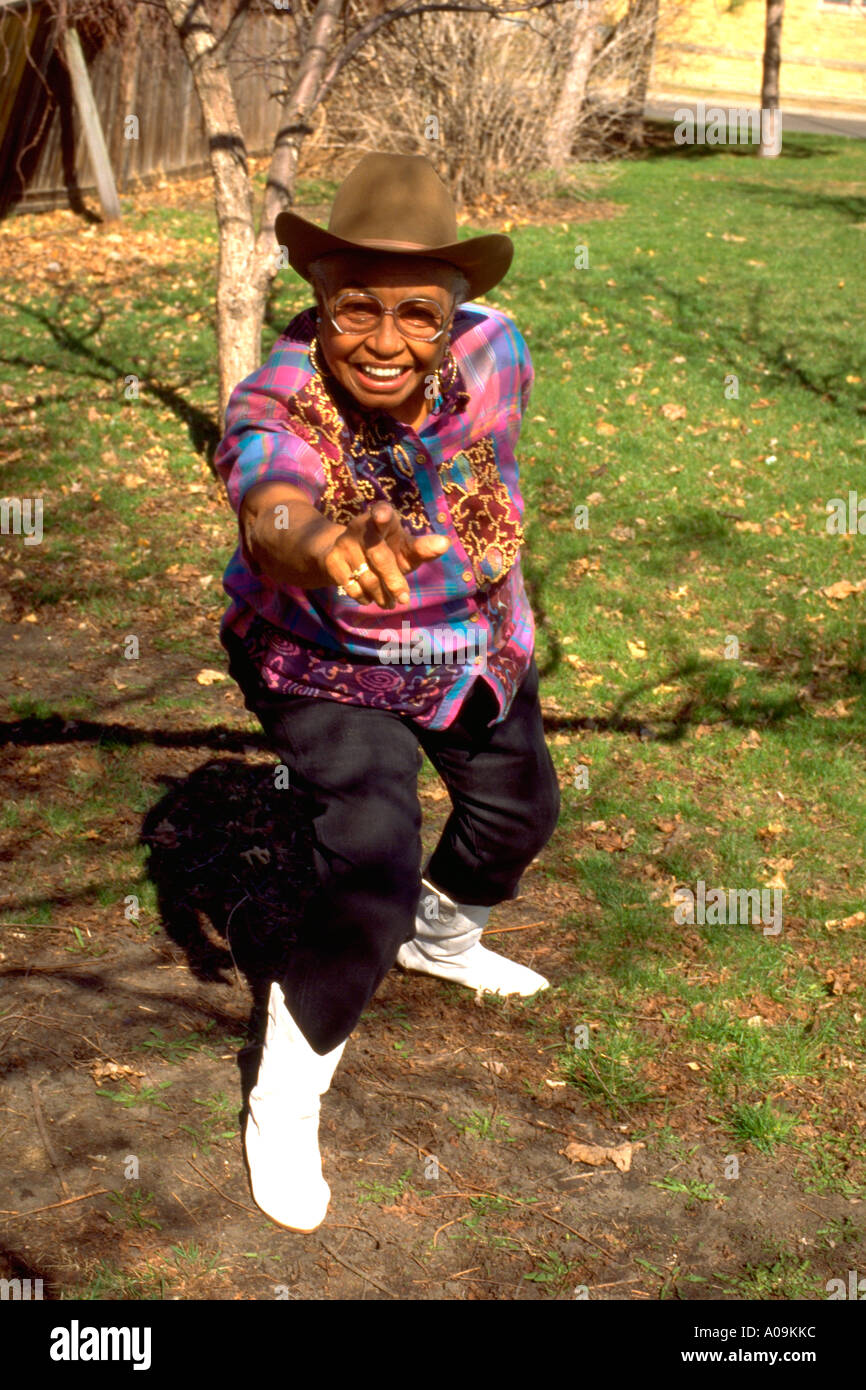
[759,0,784,158]
[544,0,599,168]
[164,0,345,431]
[163,0,260,425]
[260,0,344,241]
[622,0,659,150]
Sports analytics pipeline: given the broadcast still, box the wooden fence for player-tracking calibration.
[0,0,297,216]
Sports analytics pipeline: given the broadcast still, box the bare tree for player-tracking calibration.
[160,0,581,427]
[328,7,567,206]
[758,0,784,158]
[544,0,602,169]
[6,0,661,425]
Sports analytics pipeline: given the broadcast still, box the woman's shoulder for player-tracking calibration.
[451,302,531,380]
[271,306,318,356]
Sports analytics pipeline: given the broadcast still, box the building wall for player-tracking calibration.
[649,0,866,113]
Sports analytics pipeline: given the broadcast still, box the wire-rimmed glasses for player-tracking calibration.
[321,290,454,342]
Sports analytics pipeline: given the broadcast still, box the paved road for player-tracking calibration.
[645,99,866,140]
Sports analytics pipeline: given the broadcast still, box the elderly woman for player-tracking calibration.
[214,152,560,1234]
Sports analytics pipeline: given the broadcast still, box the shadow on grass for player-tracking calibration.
[0,292,221,460]
[139,758,318,987]
[0,714,266,752]
[632,266,863,407]
[638,123,840,163]
[735,181,866,226]
[2,616,862,763]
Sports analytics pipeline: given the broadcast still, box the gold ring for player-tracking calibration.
[349,562,370,581]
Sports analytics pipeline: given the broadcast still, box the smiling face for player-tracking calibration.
[311,252,460,429]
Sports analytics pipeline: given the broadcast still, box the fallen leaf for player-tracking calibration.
[824,911,865,930]
[562,1140,636,1173]
[820,579,866,601]
[627,638,648,659]
[91,1061,144,1086]
[480,1059,506,1076]
[814,698,858,719]
[660,402,687,421]
[195,668,227,684]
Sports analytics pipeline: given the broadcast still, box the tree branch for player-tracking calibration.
[314,0,567,108]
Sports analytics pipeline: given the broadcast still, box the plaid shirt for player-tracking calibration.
[214,303,535,729]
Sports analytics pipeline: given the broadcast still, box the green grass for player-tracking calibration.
[106,1187,162,1232]
[356,1165,414,1205]
[178,1091,239,1153]
[715,1253,824,1301]
[97,1081,173,1110]
[449,1109,517,1142]
[650,1174,728,1202]
[137,1023,219,1063]
[1,136,864,1196]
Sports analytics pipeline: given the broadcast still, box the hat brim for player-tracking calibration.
[274,210,513,301]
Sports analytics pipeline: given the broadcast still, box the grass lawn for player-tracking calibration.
[0,129,864,1301]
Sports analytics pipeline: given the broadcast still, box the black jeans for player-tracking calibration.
[223,631,560,1054]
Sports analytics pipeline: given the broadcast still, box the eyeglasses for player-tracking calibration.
[322,291,453,342]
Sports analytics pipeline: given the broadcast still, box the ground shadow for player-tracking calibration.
[0,291,221,459]
[139,757,319,987]
[637,122,838,163]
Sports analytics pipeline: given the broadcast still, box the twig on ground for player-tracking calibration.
[30,1080,69,1196]
[0,960,115,976]
[318,1241,398,1299]
[169,1189,199,1222]
[187,1159,258,1216]
[483,921,548,936]
[432,1214,474,1246]
[12,1012,118,1061]
[360,1079,440,1107]
[391,1129,610,1254]
[0,1189,108,1218]
[328,1223,381,1247]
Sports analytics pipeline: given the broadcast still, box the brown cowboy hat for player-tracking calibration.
[274,152,513,301]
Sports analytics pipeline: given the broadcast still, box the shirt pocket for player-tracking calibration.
[439,437,525,588]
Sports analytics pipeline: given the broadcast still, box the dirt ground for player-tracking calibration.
[2,614,862,1303]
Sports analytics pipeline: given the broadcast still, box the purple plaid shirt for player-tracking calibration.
[214,303,535,729]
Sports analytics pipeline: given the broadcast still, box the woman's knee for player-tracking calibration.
[483,767,560,869]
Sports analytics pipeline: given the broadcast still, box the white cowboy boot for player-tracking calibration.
[244,982,345,1233]
[397,879,549,997]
